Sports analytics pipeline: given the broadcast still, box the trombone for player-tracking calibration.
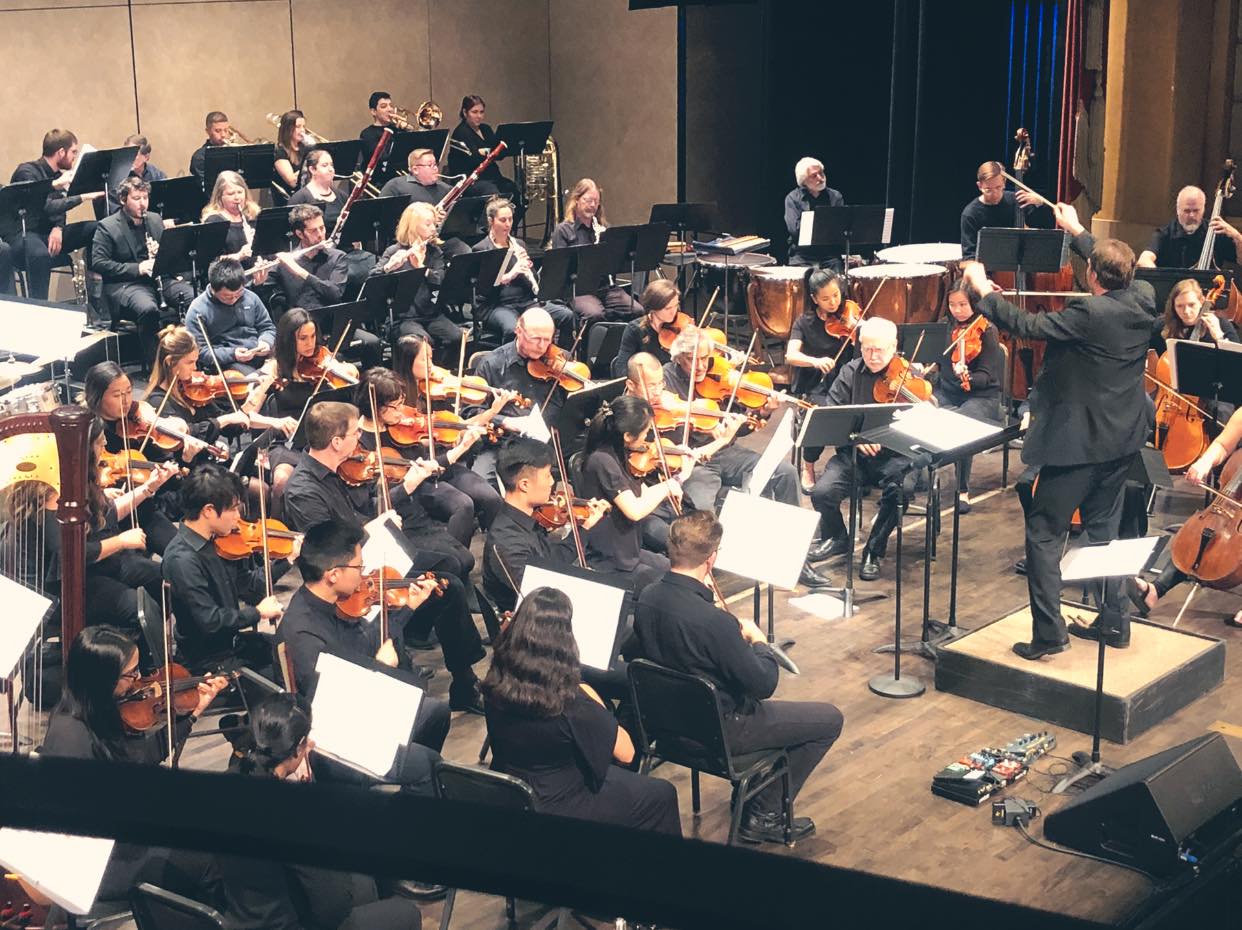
[224,126,267,146]
[265,112,326,147]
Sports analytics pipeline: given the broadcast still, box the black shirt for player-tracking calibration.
[447,120,505,183]
[482,502,579,611]
[189,140,226,182]
[934,317,1005,405]
[788,312,852,396]
[91,209,163,285]
[783,184,844,264]
[360,123,405,170]
[281,452,416,533]
[378,175,451,207]
[372,241,445,320]
[274,246,348,311]
[616,319,671,374]
[550,219,596,250]
[579,448,642,571]
[959,191,1051,260]
[1145,219,1238,269]
[161,523,265,664]
[202,213,253,268]
[633,571,778,715]
[474,340,567,425]
[3,158,82,237]
[287,183,347,231]
[472,235,537,309]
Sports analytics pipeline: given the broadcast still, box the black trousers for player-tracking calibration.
[810,449,913,554]
[571,285,642,324]
[416,463,502,546]
[105,278,194,364]
[84,552,163,632]
[4,221,95,299]
[725,699,844,812]
[0,238,14,294]
[543,767,682,837]
[480,299,575,345]
[1024,454,1135,644]
[398,561,485,694]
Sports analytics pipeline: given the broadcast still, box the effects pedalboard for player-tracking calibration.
[930,732,1057,806]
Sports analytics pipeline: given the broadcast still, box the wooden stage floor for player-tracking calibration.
[180,442,1242,927]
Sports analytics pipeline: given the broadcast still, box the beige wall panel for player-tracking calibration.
[290,0,432,147]
[428,0,551,125]
[0,6,135,186]
[131,1,293,180]
[0,0,120,9]
[549,0,676,226]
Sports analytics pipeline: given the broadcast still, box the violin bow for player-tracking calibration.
[681,339,703,449]
[1144,372,1227,428]
[160,581,174,765]
[256,453,273,600]
[999,170,1056,210]
[367,382,392,517]
[283,327,352,450]
[831,281,886,367]
[422,358,438,475]
[695,286,721,328]
[117,404,140,531]
[194,317,241,416]
[454,328,469,416]
[544,319,589,410]
[550,426,588,569]
[722,330,762,416]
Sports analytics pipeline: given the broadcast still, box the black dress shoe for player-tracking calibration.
[1014,557,1027,576]
[738,809,816,845]
[1012,639,1070,660]
[798,563,834,590]
[807,535,850,563]
[391,879,448,901]
[449,684,486,715]
[955,495,972,515]
[1069,622,1130,648]
[859,551,881,581]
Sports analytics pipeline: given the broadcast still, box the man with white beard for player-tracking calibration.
[1137,184,1242,269]
[784,157,845,267]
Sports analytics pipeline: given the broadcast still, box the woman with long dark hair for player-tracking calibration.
[446,94,517,199]
[483,587,681,834]
[273,109,312,199]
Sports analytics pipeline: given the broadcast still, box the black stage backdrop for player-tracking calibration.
[681,0,1066,257]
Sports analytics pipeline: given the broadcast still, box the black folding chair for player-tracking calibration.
[130,882,225,930]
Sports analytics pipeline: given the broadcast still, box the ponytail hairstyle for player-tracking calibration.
[584,394,652,462]
[241,692,312,776]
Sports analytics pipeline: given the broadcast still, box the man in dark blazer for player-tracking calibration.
[91,176,192,363]
[962,202,1155,660]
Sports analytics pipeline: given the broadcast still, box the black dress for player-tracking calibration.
[485,689,681,835]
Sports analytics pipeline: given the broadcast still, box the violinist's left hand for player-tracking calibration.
[193,675,230,717]
[952,361,970,379]
[490,388,519,413]
[181,435,208,462]
[582,498,611,531]
[405,576,441,612]
[858,442,883,457]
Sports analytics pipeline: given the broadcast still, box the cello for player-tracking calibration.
[1170,448,1242,589]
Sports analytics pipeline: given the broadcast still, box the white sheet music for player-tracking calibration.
[519,565,626,670]
[715,491,818,590]
[798,210,815,248]
[881,207,895,245]
[0,574,50,677]
[889,404,1001,452]
[0,828,113,916]
[512,402,551,443]
[361,513,413,577]
[1060,536,1162,581]
[310,652,422,778]
[745,407,796,498]
[0,299,88,360]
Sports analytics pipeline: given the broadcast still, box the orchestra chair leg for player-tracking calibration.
[692,769,701,814]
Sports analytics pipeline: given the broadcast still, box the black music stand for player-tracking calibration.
[0,179,54,293]
[286,385,358,450]
[203,144,275,193]
[440,194,489,243]
[650,202,717,309]
[1136,267,1234,312]
[377,130,449,185]
[556,377,626,434]
[358,268,426,335]
[314,140,363,177]
[147,177,206,225]
[1168,340,1242,408]
[601,222,670,301]
[252,207,296,256]
[319,300,371,357]
[436,249,505,318]
[976,227,1068,278]
[151,221,230,284]
[336,195,409,255]
[796,404,908,620]
[802,205,893,280]
[67,146,139,216]
[495,121,552,234]
[538,243,611,305]
[897,321,949,364]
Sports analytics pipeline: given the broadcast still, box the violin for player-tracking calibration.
[626,437,696,478]
[696,355,809,409]
[99,448,162,487]
[422,365,531,408]
[214,518,301,560]
[824,299,863,341]
[652,394,763,434]
[334,566,449,620]
[873,356,934,404]
[116,404,229,460]
[526,345,593,392]
[336,446,426,486]
[532,492,608,531]
[296,345,358,388]
[116,662,227,734]
[386,408,496,448]
[178,371,264,408]
[654,310,695,351]
[947,315,989,393]
[1170,447,1242,589]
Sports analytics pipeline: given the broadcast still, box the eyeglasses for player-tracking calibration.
[120,666,142,681]
[332,562,364,572]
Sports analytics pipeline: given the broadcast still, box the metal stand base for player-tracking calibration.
[868,674,925,698]
[1052,756,1113,795]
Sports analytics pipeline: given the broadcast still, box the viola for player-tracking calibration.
[824,299,863,341]
[336,446,437,486]
[654,310,695,351]
[948,315,989,393]
[873,356,934,404]
[422,365,531,408]
[179,371,264,408]
[652,394,763,434]
[334,566,449,620]
[526,345,593,393]
[116,662,223,734]
[214,518,301,560]
[386,408,496,448]
[533,492,607,531]
[295,345,358,388]
[696,355,809,410]
[626,437,696,478]
[1171,448,1242,589]
[117,404,229,461]
[99,448,161,487]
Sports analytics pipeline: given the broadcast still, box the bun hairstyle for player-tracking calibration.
[241,692,312,776]
[584,394,651,460]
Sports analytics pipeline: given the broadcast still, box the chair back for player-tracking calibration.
[585,320,627,379]
[135,588,168,668]
[473,584,505,642]
[130,882,225,930]
[627,659,733,780]
[273,641,296,693]
[433,759,535,812]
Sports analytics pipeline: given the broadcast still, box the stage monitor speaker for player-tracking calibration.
[1043,733,1242,877]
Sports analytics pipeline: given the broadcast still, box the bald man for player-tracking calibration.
[1138,185,1242,269]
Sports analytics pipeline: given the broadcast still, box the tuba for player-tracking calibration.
[415,100,443,129]
[525,135,563,246]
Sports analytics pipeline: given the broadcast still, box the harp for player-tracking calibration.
[0,405,91,751]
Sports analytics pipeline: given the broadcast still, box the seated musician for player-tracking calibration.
[1152,276,1238,352]
[372,201,462,358]
[391,334,508,538]
[959,160,1048,260]
[124,133,167,184]
[473,196,574,344]
[549,178,643,323]
[273,204,348,312]
[353,366,489,558]
[379,147,451,210]
[447,94,519,200]
[287,148,380,295]
[162,465,288,672]
[616,279,684,374]
[808,318,917,580]
[360,91,404,165]
[280,401,487,713]
[189,110,231,181]
[632,510,843,846]
[41,626,226,902]
[92,176,194,364]
[218,692,439,924]
[1,129,104,300]
[786,269,856,491]
[277,518,451,752]
[186,257,277,375]
[931,281,1004,514]
[219,693,433,926]
[272,109,313,201]
[784,157,844,268]
[483,436,612,612]
[484,586,682,836]
[1138,185,1242,269]
[202,170,265,276]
